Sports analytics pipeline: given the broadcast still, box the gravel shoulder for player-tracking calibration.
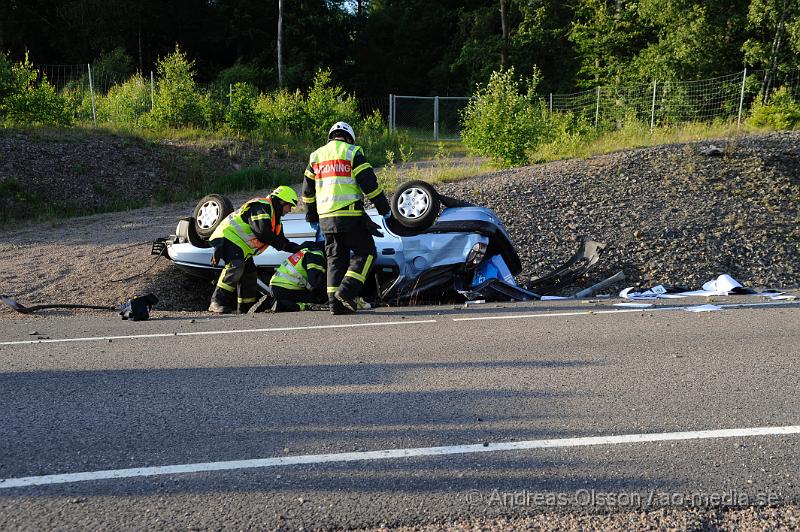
[1,131,798,320]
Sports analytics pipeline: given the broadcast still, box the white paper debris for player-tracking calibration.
[685,304,722,313]
[679,289,728,296]
[541,295,571,300]
[770,294,797,301]
[702,274,743,293]
[614,302,654,308]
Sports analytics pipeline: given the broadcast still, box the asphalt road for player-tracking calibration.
[0,298,798,529]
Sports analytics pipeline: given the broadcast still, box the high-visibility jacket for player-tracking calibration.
[269,248,326,292]
[302,140,387,220]
[211,197,286,258]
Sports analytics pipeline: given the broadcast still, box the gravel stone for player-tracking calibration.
[0,131,798,319]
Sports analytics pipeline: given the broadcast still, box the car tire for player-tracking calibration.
[193,194,234,239]
[390,180,441,230]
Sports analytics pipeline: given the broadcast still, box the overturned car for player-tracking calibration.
[153,181,600,304]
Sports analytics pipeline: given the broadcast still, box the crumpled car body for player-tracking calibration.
[157,203,540,304]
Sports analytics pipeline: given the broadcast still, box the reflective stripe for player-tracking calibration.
[307,263,325,272]
[352,163,371,176]
[319,210,363,218]
[217,279,235,292]
[316,176,356,184]
[327,286,338,294]
[238,297,257,303]
[316,193,361,203]
[361,254,374,278]
[345,270,366,283]
[302,196,315,203]
[365,186,383,200]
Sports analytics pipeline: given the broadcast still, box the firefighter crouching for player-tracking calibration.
[208,186,302,314]
[263,243,328,312]
[302,121,391,315]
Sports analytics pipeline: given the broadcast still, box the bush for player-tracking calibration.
[0,52,72,126]
[304,68,359,139]
[255,88,307,135]
[461,67,548,166]
[225,82,258,133]
[98,74,150,124]
[147,45,207,128]
[748,86,800,129]
[214,63,265,95]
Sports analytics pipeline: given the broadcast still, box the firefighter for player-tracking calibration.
[302,121,391,314]
[207,186,302,314]
[264,243,328,312]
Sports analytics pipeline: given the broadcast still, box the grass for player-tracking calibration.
[530,120,766,162]
[2,119,792,227]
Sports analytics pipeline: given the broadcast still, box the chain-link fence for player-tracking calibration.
[388,68,799,139]
[549,69,800,129]
[22,64,800,133]
[388,96,470,140]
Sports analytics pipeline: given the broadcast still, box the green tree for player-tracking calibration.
[461,67,548,166]
[569,0,646,87]
[225,82,258,133]
[0,52,72,126]
[743,0,800,101]
[148,45,206,128]
[631,0,749,82]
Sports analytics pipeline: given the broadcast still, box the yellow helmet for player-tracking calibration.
[270,185,298,207]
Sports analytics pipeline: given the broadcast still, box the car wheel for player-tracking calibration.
[193,194,234,239]
[390,180,441,230]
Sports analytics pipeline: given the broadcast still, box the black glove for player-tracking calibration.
[284,242,302,254]
[362,214,384,237]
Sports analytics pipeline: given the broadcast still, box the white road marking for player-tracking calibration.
[452,301,799,322]
[0,319,438,346]
[1,425,798,489]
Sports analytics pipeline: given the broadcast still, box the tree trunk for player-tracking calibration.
[500,0,508,69]
[763,0,790,103]
[277,0,284,87]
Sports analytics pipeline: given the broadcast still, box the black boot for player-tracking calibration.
[209,288,235,314]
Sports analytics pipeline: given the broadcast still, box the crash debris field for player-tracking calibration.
[0,130,798,317]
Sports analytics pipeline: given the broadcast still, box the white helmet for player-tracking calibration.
[328,121,355,144]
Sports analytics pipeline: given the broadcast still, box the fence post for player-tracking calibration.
[87,64,97,127]
[594,86,600,127]
[150,71,155,110]
[549,93,553,116]
[650,80,657,129]
[737,67,747,130]
[388,94,393,133]
[433,95,439,141]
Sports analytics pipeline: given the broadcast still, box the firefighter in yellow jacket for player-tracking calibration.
[302,122,391,314]
[264,243,327,312]
[208,186,301,314]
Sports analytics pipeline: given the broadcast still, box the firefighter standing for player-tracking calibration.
[302,122,391,314]
[208,186,302,314]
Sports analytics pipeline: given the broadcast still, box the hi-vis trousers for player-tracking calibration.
[324,224,376,303]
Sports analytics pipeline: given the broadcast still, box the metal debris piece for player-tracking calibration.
[527,238,606,294]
